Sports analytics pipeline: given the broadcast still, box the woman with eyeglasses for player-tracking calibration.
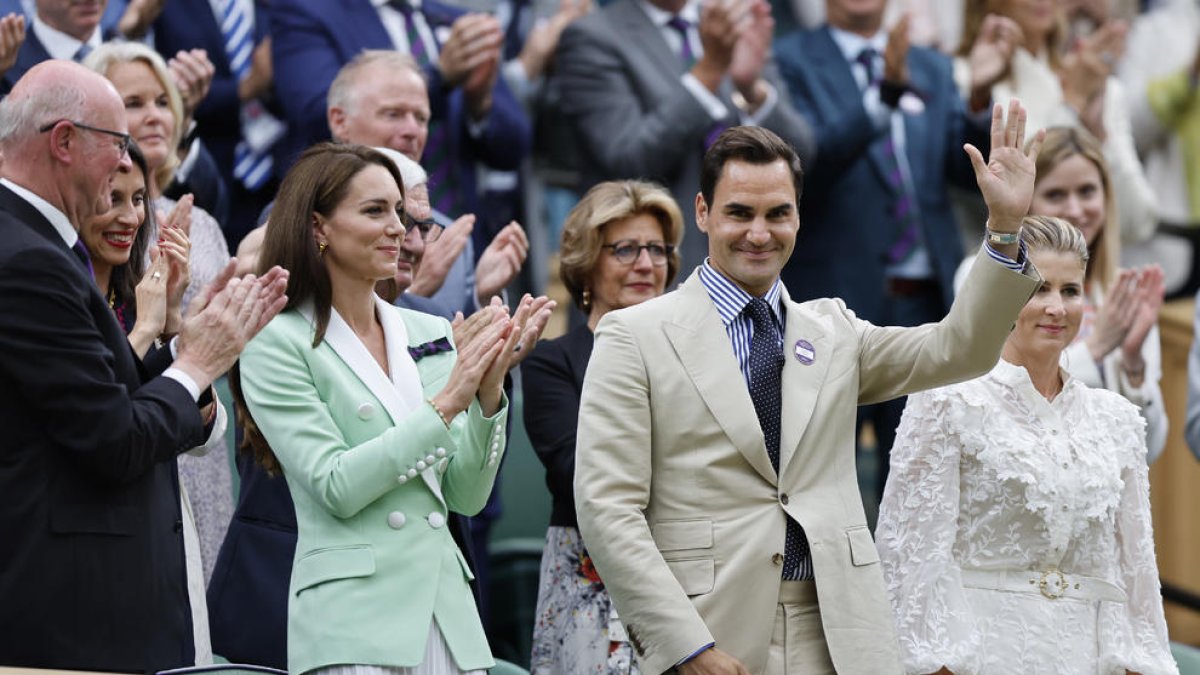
[523,180,683,675]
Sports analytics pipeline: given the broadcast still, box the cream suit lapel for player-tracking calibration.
[663,275,778,485]
[777,290,832,480]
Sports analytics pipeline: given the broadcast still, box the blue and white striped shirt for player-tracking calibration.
[697,261,785,384]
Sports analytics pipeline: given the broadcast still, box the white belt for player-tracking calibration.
[961,568,1127,603]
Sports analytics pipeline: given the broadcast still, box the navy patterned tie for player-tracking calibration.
[745,298,810,580]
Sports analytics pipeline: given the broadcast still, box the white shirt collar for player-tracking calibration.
[1,178,77,247]
[31,12,101,62]
[634,0,700,28]
[828,25,887,63]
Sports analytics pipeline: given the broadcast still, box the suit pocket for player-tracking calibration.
[846,525,880,566]
[292,545,375,594]
[652,518,713,553]
[50,504,134,536]
[666,558,715,596]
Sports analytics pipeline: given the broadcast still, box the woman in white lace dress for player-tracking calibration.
[876,216,1177,675]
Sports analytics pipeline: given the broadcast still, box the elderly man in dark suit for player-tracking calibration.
[554,0,816,273]
[0,60,286,673]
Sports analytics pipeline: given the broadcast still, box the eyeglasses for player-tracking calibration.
[404,213,442,243]
[39,119,132,156]
[601,240,673,266]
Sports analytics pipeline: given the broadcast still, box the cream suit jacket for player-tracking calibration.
[574,248,1040,675]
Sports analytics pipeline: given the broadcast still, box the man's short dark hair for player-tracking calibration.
[700,126,804,206]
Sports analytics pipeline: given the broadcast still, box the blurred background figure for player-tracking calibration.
[522,180,683,675]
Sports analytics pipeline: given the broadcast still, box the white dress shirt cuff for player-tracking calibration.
[681,73,730,121]
[164,367,202,402]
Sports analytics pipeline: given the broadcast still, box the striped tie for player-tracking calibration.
[390,0,458,216]
[221,0,274,190]
[856,48,920,264]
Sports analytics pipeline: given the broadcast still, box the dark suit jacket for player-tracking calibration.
[269,0,531,244]
[0,184,203,672]
[553,0,816,273]
[521,323,593,529]
[775,26,988,324]
[154,1,274,246]
[1,26,51,94]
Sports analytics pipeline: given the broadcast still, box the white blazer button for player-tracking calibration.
[387,511,407,529]
[357,402,376,419]
[396,475,408,484]
[491,441,501,452]
[436,447,447,457]
[427,512,446,529]
[416,460,427,471]
[425,454,436,464]
[407,468,418,479]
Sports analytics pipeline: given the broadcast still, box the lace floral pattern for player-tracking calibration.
[876,360,1177,675]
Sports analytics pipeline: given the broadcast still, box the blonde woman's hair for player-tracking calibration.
[1029,126,1117,291]
[83,42,185,192]
[559,180,685,311]
[1020,215,1090,269]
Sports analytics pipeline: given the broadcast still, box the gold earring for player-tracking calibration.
[318,242,328,255]
[582,288,591,309]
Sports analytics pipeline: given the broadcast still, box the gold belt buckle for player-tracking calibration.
[1037,568,1067,600]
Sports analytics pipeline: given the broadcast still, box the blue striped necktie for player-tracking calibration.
[855,48,920,264]
[220,0,274,190]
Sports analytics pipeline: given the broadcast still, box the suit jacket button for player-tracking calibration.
[427,512,446,529]
[780,493,789,505]
[357,402,375,420]
[772,553,783,566]
[416,460,427,471]
[387,511,407,529]
[436,447,447,457]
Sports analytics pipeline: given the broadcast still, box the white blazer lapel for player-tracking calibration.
[377,301,448,506]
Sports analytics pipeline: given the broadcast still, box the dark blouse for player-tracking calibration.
[520,323,594,528]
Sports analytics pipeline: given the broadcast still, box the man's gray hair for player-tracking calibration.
[327,50,423,115]
[0,82,88,148]
[373,146,427,190]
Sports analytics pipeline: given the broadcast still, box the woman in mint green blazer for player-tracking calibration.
[237,144,537,675]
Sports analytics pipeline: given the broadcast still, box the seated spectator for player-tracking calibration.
[86,40,236,583]
[523,179,683,674]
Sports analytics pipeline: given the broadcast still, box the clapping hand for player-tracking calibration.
[433,305,509,421]
[965,99,1044,238]
[966,14,1023,102]
[475,221,530,306]
[1120,265,1164,387]
[477,294,554,415]
[0,13,25,76]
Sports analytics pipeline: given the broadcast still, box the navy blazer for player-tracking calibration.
[269,0,531,235]
[0,184,203,672]
[1,25,51,94]
[775,26,988,324]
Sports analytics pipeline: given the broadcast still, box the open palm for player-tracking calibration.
[965,99,1044,231]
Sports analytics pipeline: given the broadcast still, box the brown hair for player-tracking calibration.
[238,143,406,473]
[700,126,803,207]
[559,180,684,311]
[1029,126,1116,291]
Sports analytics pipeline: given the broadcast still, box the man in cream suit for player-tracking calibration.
[576,106,1043,674]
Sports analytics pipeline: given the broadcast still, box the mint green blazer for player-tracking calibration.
[239,297,507,674]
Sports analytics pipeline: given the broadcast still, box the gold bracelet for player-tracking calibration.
[428,398,452,428]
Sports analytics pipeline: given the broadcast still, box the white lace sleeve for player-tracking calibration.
[1098,403,1178,675]
[877,389,981,675]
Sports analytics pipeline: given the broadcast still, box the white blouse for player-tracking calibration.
[876,360,1176,675]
